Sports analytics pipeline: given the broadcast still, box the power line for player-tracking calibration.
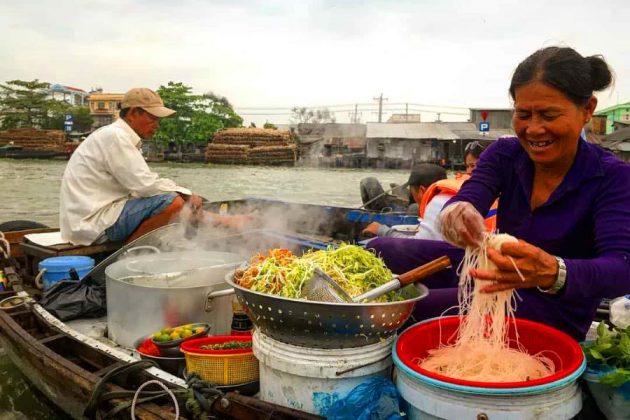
[234,102,471,111]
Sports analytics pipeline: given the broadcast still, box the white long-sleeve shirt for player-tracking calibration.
[59,118,190,245]
[376,193,450,241]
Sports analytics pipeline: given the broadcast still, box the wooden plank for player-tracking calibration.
[38,333,65,345]
[3,228,57,258]
[21,240,121,259]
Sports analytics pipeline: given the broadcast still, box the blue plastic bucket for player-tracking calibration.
[38,256,95,290]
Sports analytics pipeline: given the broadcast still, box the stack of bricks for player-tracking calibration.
[0,128,67,151]
[205,128,297,165]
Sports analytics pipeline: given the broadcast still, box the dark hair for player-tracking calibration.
[407,163,447,188]
[120,107,149,119]
[464,141,485,161]
[509,46,613,106]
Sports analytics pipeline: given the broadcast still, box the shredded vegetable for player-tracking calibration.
[235,244,399,301]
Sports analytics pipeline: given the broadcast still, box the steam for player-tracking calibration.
[117,199,340,263]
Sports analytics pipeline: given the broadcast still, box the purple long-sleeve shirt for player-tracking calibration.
[448,137,630,340]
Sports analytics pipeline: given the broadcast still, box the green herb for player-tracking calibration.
[200,341,252,350]
[581,322,630,387]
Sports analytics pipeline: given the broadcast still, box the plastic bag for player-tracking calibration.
[325,377,405,420]
[39,269,106,321]
[610,295,630,329]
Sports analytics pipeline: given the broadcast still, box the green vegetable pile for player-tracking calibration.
[236,244,400,302]
[200,341,252,350]
[581,322,630,387]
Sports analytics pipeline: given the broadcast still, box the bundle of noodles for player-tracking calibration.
[419,233,555,382]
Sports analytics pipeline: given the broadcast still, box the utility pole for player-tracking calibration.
[348,104,361,123]
[373,93,388,123]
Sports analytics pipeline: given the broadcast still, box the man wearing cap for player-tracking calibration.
[60,87,242,245]
[362,163,448,240]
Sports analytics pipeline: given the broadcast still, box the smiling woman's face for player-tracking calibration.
[512,81,596,169]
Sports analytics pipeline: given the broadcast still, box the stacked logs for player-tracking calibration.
[205,128,297,165]
[0,128,67,151]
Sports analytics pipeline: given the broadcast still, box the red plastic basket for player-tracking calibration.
[395,316,584,389]
[181,336,253,355]
[181,336,258,385]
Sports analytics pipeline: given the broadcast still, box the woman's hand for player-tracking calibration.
[470,239,558,293]
[439,202,486,247]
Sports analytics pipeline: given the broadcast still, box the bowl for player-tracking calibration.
[0,296,28,313]
[150,323,210,350]
[134,335,186,377]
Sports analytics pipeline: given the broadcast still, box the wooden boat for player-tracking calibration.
[0,144,71,160]
[0,198,417,419]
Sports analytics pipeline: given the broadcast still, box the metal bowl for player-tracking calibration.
[0,296,28,313]
[225,270,428,349]
[134,335,186,377]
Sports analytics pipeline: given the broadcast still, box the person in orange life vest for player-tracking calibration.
[362,164,447,240]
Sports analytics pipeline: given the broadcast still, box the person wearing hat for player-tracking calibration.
[59,87,247,245]
[361,163,448,240]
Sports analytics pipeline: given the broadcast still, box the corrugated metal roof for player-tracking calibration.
[445,122,514,140]
[604,126,630,143]
[298,123,366,138]
[366,123,458,140]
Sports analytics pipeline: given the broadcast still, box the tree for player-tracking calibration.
[263,121,277,129]
[153,82,243,148]
[0,79,51,129]
[290,107,336,124]
[0,79,93,131]
[43,103,93,132]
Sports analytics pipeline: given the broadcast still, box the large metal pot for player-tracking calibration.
[105,249,245,348]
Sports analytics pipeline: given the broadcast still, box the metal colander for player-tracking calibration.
[225,270,429,348]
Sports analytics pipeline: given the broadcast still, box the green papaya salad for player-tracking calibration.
[235,244,402,302]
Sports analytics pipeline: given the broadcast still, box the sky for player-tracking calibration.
[2,0,629,126]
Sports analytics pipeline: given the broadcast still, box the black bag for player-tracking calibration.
[39,268,107,321]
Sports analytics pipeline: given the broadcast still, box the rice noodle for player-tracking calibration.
[419,233,555,382]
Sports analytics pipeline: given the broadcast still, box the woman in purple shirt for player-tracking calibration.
[371,46,630,341]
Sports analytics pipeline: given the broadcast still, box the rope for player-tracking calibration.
[84,360,225,419]
[0,232,10,258]
[131,380,179,420]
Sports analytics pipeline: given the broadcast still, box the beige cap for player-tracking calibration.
[121,88,175,118]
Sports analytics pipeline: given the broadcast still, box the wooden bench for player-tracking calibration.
[19,233,121,279]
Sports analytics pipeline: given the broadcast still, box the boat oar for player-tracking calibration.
[302,255,452,303]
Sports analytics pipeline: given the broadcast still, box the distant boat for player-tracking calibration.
[0,144,70,160]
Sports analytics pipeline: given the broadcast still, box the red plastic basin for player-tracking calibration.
[395,316,584,389]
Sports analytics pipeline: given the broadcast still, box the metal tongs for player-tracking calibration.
[301,255,451,303]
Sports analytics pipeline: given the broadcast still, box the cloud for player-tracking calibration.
[1,0,629,126]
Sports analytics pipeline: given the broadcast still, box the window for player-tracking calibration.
[98,101,105,110]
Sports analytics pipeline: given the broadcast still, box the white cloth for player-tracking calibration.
[59,119,190,245]
[375,192,450,241]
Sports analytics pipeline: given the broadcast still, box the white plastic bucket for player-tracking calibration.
[252,329,393,416]
[395,366,582,420]
[583,369,630,420]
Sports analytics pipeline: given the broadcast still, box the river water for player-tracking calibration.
[0,158,408,418]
